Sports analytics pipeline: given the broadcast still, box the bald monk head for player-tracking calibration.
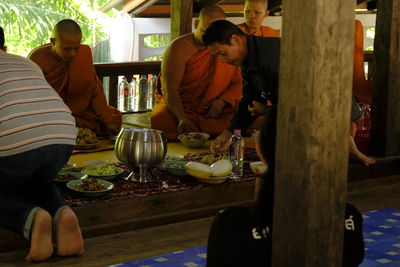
[243,0,270,34]
[50,19,82,62]
[193,5,226,45]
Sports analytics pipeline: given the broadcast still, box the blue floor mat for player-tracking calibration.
[360,208,400,266]
[110,209,400,267]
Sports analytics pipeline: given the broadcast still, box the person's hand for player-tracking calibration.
[210,130,233,155]
[204,99,226,118]
[248,101,268,117]
[105,122,121,136]
[177,118,195,134]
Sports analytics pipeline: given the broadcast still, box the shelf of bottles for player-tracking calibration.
[118,74,158,113]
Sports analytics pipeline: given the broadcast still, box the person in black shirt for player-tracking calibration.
[206,107,365,267]
[203,20,280,154]
[203,20,376,167]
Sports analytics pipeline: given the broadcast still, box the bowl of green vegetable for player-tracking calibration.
[81,164,124,180]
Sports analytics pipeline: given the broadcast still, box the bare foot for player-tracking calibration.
[357,153,376,166]
[26,209,54,262]
[55,208,84,256]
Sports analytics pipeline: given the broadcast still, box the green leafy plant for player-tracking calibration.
[0,0,110,56]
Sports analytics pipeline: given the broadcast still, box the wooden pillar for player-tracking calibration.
[370,0,400,157]
[170,0,193,41]
[271,0,355,266]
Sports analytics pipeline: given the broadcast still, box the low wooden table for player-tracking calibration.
[0,139,258,253]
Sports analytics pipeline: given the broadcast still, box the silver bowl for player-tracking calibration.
[115,128,167,182]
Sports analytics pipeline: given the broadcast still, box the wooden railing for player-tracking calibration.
[94,61,161,108]
[94,52,373,109]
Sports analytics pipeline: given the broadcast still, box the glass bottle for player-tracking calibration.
[229,129,244,179]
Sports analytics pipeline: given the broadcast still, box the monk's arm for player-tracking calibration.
[218,66,243,108]
[162,41,192,127]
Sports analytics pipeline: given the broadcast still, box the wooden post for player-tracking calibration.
[170,0,193,41]
[370,0,400,157]
[271,0,355,266]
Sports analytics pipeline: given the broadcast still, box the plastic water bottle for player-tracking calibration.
[129,77,137,111]
[148,74,157,109]
[229,129,244,179]
[118,76,130,112]
[138,74,148,111]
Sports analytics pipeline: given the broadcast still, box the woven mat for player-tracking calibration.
[108,209,400,267]
[60,148,260,207]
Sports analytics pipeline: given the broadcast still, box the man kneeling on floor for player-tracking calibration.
[0,26,84,262]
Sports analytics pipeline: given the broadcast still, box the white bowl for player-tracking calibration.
[83,160,109,168]
[250,161,268,174]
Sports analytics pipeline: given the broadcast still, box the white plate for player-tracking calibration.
[66,179,114,197]
[196,175,229,184]
[54,171,88,183]
[81,167,124,180]
[62,162,77,172]
[164,153,184,161]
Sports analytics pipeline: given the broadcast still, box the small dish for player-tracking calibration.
[196,175,229,184]
[62,162,77,172]
[67,178,114,197]
[250,161,268,174]
[83,160,109,168]
[178,132,210,148]
[164,160,190,176]
[164,153,184,161]
[81,165,124,180]
[54,171,88,182]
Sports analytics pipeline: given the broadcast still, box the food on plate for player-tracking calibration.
[200,154,229,165]
[82,164,122,176]
[185,162,212,179]
[210,160,232,177]
[178,132,210,148]
[181,133,205,142]
[250,161,268,174]
[75,178,107,191]
[168,162,187,169]
[76,127,98,145]
[165,153,184,161]
[55,173,78,181]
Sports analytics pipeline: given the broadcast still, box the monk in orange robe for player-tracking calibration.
[29,19,121,136]
[237,0,280,37]
[353,19,372,104]
[151,6,242,140]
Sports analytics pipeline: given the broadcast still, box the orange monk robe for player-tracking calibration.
[151,49,242,140]
[237,23,280,37]
[353,20,372,104]
[29,45,121,136]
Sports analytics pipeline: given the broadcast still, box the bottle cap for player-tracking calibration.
[234,129,241,134]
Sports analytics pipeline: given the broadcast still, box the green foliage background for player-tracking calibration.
[0,0,111,57]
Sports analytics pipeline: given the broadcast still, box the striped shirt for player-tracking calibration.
[0,51,77,157]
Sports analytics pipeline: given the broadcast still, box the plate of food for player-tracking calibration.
[164,160,190,176]
[178,132,210,148]
[185,160,232,184]
[81,164,124,180]
[164,153,185,161]
[196,175,229,184]
[66,178,114,197]
[75,128,99,150]
[54,171,88,183]
[62,162,77,172]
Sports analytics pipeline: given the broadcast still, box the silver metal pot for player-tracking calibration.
[115,128,167,182]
